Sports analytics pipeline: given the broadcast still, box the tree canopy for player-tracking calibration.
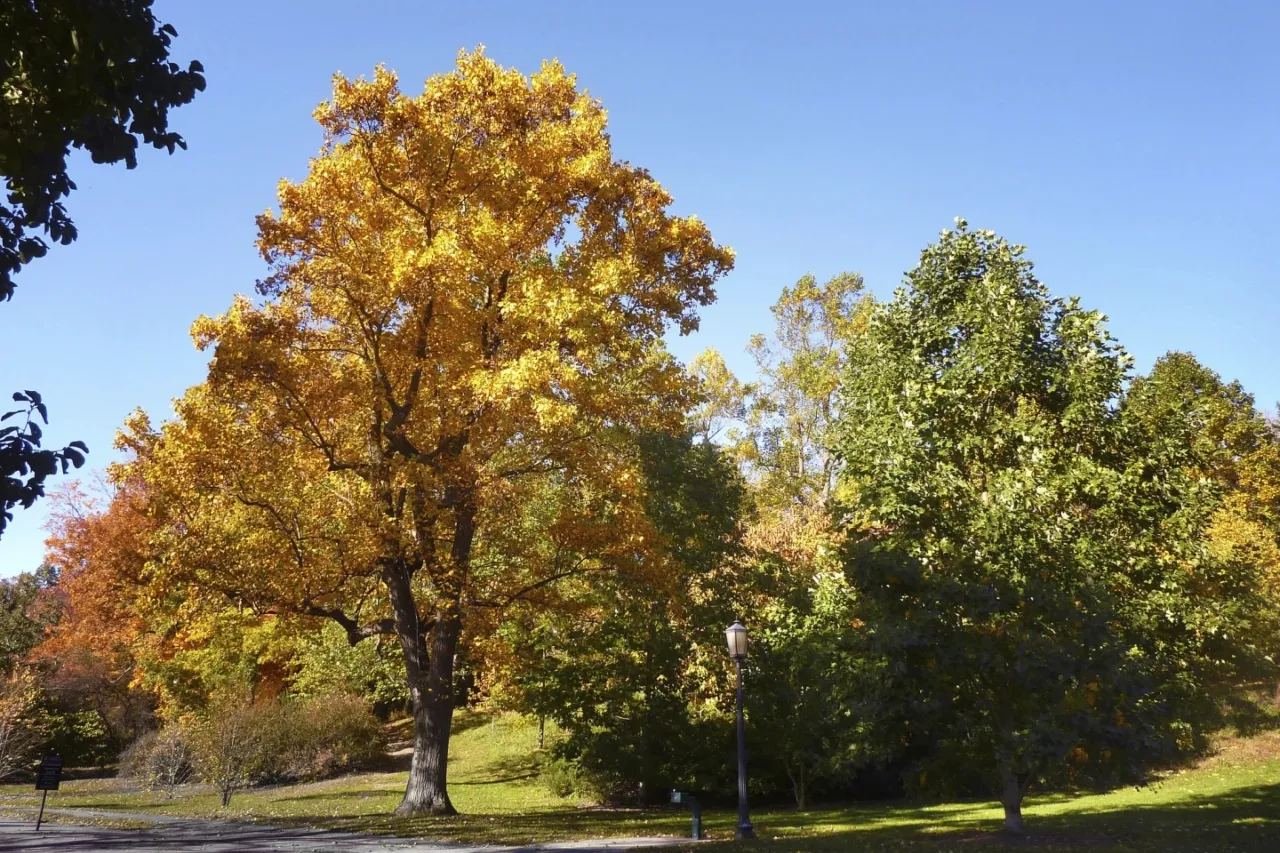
[833,221,1280,833]
[134,50,733,815]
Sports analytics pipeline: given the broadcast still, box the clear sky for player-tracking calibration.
[2,0,1278,576]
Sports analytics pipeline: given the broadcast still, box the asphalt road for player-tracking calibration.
[0,810,693,853]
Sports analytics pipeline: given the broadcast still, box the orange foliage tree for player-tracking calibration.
[134,50,732,815]
[35,446,156,741]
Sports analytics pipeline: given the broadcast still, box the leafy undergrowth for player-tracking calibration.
[0,714,1276,851]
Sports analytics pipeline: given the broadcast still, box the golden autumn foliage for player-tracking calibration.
[133,49,731,815]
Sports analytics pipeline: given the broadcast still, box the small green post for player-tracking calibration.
[670,790,703,840]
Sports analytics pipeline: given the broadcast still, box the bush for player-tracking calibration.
[183,696,268,807]
[45,708,115,768]
[538,753,613,803]
[118,728,193,797]
[116,730,156,779]
[540,755,582,798]
[0,670,44,781]
[178,692,386,805]
[257,694,385,783]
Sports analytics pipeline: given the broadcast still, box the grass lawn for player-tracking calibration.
[1,714,1277,851]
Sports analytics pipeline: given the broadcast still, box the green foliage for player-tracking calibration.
[0,0,204,297]
[1125,351,1280,530]
[748,570,871,808]
[44,707,114,767]
[505,431,747,803]
[1,393,88,539]
[832,221,1269,830]
[538,754,606,801]
[135,608,293,718]
[290,623,409,709]
[1112,355,1280,739]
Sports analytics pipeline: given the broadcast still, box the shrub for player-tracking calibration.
[178,692,385,804]
[118,728,193,797]
[116,730,156,779]
[538,753,612,803]
[260,693,384,783]
[540,755,584,798]
[292,693,384,779]
[45,708,115,768]
[182,695,269,807]
[0,670,44,781]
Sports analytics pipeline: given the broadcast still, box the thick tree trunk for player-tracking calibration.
[398,606,461,816]
[385,558,462,816]
[1000,766,1025,835]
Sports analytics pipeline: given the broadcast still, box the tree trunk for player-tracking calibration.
[537,716,545,750]
[385,558,462,816]
[401,606,461,816]
[785,760,808,810]
[1000,766,1025,835]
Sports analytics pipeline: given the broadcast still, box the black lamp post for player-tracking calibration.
[725,620,755,840]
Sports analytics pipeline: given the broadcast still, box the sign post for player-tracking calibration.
[669,790,703,840]
[34,754,62,831]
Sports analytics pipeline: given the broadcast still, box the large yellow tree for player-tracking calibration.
[143,50,732,815]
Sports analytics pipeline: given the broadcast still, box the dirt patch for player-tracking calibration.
[1197,730,1280,768]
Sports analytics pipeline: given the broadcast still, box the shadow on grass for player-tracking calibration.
[741,780,1280,852]
[474,751,541,782]
[254,779,1280,852]
[1014,780,1280,851]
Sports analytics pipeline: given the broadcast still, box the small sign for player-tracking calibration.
[35,755,63,792]
[669,790,703,839]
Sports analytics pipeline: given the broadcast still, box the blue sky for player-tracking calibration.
[3,0,1278,575]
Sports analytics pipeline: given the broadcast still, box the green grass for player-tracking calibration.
[1,715,1277,851]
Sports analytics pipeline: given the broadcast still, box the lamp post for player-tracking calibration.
[725,620,755,840]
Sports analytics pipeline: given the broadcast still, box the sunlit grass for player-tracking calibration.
[1,713,1277,850]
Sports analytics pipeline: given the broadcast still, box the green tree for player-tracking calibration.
[505,431,747,802]
[1116,354,1280,736]
[1124,351,1280,532]
[1,0,204,297]
[748,569,867,809]
[835,222,1169,834]
[685,274,875,806]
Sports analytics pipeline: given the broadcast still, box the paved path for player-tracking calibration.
[0,808,695,853]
